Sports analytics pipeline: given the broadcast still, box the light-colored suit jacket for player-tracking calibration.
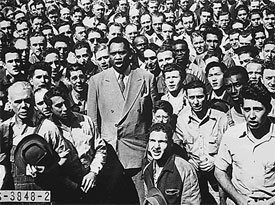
[87,67,158,169]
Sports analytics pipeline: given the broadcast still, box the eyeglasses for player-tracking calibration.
[89,38,102,43]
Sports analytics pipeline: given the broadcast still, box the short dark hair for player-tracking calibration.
[108,36,132,54]
[28,62,51,79]
[203,27,223,45]
[149,123,173,143]
[66,63,85,79]
[73,40,91,54]
[223,65,249,84]
[51,34,72,48]
[162,63,186,82]
[205,61,227,77]
[43,48,60,59]
[235,46,259,58]
[153,100,173,116]
[240,81,272,112]
[185,80,207,96]
[2,47,20,62]
[44,86,69,108]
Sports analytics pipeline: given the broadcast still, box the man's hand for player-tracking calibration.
[26,164,45,178]
[81,172,97,193]
[199,155,215,172]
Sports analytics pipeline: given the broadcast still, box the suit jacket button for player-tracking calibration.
[115,124,118,127]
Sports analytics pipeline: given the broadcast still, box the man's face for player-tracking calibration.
[34,89,51,117]
[74,26,86,41]
[30,69,50,91]
[250,1,260,10]
[50,96,69,120]
[16,22,29,38]
[180,0,189,10]
[224,74,244,101]
[166,0,174,11]
[174,43,188,64]
[187,87,206,113]
[157,50,174,70]
[60,8,71,22]
[30,36,45,57]
[59,25,72,39]
[32,18,43,32]
[95,48,110,70]
[246,62,262,83]
[93,4,105,19]
[108,25,122,40]
[237,9,248,22]
[81,0,91,12]
[14,39,29,64]
[262,69,275,94]
[250,13,261,27]
[182,16,194,34]
[152,16,164,34]
[88,31,101,52]
[118,0,128,13]
[175,21,184,35]
[242,99,268,130]
[109,42,130,73]
[207,66,224,90]
[162,24,174,41]
[141,15,152,32]
[254,32,266,50]
[239,34,252,47]
[70,70,86,92]
[129,9,140,26]
[42,28,54,42]
[218,14,230,29]
[0,20,12,37]
[200,11,211,24]
[72,12,83,24]
[125,25,138,43]
[75,47,90,66]
[148,131,168,161]
[232,22,244,31]
[153,109,170,123]
[229,33,240,50]
[205,33,219,52]
[9,88,33,120]
[148,2,158,14]
[48,13,59,26]
[213,3,222,16]
[165,70,182,93]
[192,36,206,54]
[134,37,148,54]
[35,3,45,16]
[263,12,275,30]
[144,49,158,71]
[54,41,69,61]
[5,52,21,76]
[45,53,60,79]
[263,43,275,62]
[239,53,253,67]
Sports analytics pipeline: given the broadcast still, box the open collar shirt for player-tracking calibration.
[215,122,275,199]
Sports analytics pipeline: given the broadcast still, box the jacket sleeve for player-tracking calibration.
[87,76,99,130]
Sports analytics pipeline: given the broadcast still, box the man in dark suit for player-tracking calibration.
[87,36,158,204]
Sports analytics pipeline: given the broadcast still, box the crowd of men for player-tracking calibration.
[0,0,275,204]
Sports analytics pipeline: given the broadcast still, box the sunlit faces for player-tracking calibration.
[44,53,61,79]
[250,13,261,28]
[148,131,168,161]
[118,0,128,13]
[263,43,275,62]
[71,11,83,24]
[34,88,51,117]
[80,0,92,12]
[207,66,224,90]
[69,69,86,92]
[140,14,152,32]
[161,23,174,41]
[129,8,140,26]
[30,36,45,57]
[152,16,164,34]
[157,50,174,70]
[115,16,128,28]
[254,31,266,50]
[75,47,91,66]
[218,14,230,29]
[200,11,212,24]
[229,33,240,50]
[14,39,29,64]
[250,1,260,10]
[0,20,12,37]
[237,9,248,23]
[48,13,59,26]
[239,53,253,67]
[164,11,175,24]
[74,26,87,41]
[88,31,101,52]
[30,69,50,91]
[242,99,268,130]
[108,25,122,40]
[213,2,222,17]
[175,21,184,35]
[124,24,138,43]
[4,52,21,76]
[32,17,43,32]
[109,42,130,73]
[179,0,189,10]
[50,96,69,120]
[58,24,72,38]
[148,1,158,14]
[42,28,54,43]
[262,11,275,30]
[186,87,206,112]
[16,21,29,38]
[144,49,158,71]
[262,68,275,94]
[133,36,148,53]
[153,109,170,124]
[164,70,182,93]
[182,15,194,34]
[93,3,105,19]
[224,74,244,101]
[54,41,69,61]
[245,62,262,82]
[60,8,71,22]
[95,48,110,70]
[192,35,206,54]
[165,0,174,11]
[205,33,219,52]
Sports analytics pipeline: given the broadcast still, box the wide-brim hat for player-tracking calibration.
[14,134,60,174]
[144,187,168,205]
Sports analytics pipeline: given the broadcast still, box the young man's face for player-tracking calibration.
[42,28,54,42]
[175,21,184,35]
[109,42,130,73]
[218,14,230,29]
[187,87,206,113]
[205,33,219,52]
[262,69,275,94]
[34,89,51,117]
[254,31,266,50]
[75,47,90,66]
[5,52,21,76]
[95,48,110,70]
[157,50,174,70]
[140,15,152,32]
[54,41,69,61]
[161,23,173,41]
[213,3,222,16]
[207,66,224,90]
[30,69,50,91]
[164,70,182,93]
[246,62,262,83]
[153,109,170,123]
[242,99,268,130]
[108,25,122,40]
[59,24,72,39]
[32,18,43,32]
[224,74,244,101]
[263,43,275,62]
[88,31,101,52]
[93,4,105,19]
[250,13,261,27]
[263,12,275,30]
[182,15,194,35]
[152,16,164,34]
[45,53,61,79]
[0,20,13,37]
[192,36,206,55]
[81,0,91,12]
[30,36,45,57]
[144,49,158,71]
[200,11,211,24]
[148,2,158,14]
[125,25,138,43]
[16,22,29,38]
[237,9,248,22]
[133,37,148,54]
[69,70,86,92]
[50,96,69,120]
[14,39,29,64]
[72,12,83,24]
[148,131,168,161]
[74,26,87,41]
[229,33,240,50]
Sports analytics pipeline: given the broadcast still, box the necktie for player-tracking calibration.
[118,74,125,95]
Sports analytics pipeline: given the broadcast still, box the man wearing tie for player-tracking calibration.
[87,36,158,204]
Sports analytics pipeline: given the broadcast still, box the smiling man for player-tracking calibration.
[87,36,158,204]
[215,81,275,205]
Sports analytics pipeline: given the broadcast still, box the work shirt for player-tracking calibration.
[175,108,228,169]
[215,122,275,199]
[226,106,245,127]
[52,112,106,175]
[161,89,187,115]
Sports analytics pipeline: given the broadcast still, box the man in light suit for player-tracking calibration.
[87,36,158,204]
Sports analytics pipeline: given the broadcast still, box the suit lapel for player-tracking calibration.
[104,68,125,100]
